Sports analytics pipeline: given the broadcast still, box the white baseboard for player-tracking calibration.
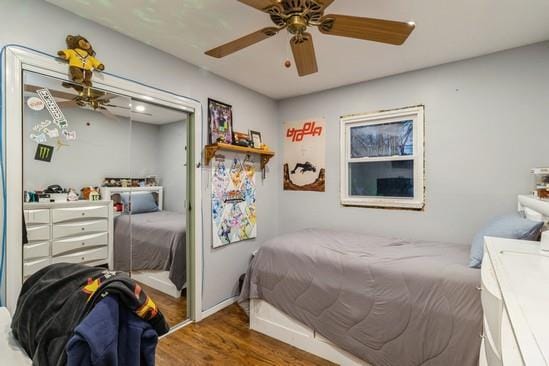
[132,270,183,299]
[201,296,238,320]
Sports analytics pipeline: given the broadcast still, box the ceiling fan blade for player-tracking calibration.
[290,32,318,77]
[56,101,79,109]
[99,108,120,121]
[319,14,415,45]
[96,93,117,101]
[205,27,280,58]
[24,84,76,101]
[238,0,278,12]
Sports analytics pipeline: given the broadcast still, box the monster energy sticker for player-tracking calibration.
[34,143,54,162]
[36,89,68,129]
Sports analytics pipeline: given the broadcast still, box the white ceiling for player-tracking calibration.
[46,0,549,100]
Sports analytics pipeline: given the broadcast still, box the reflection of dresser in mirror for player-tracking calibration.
[23,200,114,280]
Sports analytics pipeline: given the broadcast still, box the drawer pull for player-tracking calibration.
[81,228,85,231]
[81,257,85,261]
[81,242,85,246]
[476,286,482,291]
[81,213,85,216]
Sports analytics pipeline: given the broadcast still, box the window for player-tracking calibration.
[340,106,424,209]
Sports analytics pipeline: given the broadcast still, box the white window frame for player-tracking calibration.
[340,105,425,210]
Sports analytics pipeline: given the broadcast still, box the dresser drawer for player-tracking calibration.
[501,309,524,365]
[26,224,50,241]
[23,241,50,260]
[481,252,502,352]
[52,219,107,239]
[24,209,50,224]
[52,246,108,265]
[23,257,51,277]
[52,232,107,256]
[52,205,108,223]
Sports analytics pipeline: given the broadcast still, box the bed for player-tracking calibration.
[240,228,482,366]
[103,187,187,298]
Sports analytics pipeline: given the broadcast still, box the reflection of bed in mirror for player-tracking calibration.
[101,186,186,298]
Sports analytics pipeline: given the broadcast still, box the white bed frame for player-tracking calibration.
[250,194,549,366]
[101,186,184,299]
[250,299,370,365]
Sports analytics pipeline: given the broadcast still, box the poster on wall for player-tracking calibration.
[211,155,257,248]
[283,118,326,192]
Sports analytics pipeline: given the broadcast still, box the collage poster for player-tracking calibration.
[283,118,326,192]
[211,156,257,248]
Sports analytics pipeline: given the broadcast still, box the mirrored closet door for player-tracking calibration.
[22,71,190,328]
[126,100,190,326]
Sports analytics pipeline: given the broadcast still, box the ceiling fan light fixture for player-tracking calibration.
[205,0,416,76]
[135,105,146,113]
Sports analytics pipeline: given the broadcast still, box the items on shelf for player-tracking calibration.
[532,167,549,199]
[102,176,158,188]
[204,142,274,170]
[24,184,76,203]
[81,186,101,200]
[233,131,252,147]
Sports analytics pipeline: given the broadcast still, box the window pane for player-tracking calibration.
[349,161,414,197]
[350,120,413,158]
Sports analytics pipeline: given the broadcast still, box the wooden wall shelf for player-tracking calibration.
[205,142,275,169]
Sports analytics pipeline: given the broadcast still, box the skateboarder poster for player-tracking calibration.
[283,118,326,192]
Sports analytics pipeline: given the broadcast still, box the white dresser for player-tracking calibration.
[23,200,113,279]
[481,236,549,366]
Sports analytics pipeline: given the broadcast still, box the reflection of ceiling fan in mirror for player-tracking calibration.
[24,84,152,120]
[205,0,415,76]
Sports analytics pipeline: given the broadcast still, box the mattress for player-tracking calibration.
[113,211,186,290]
[0,308,32,365]
[239,229,482,366]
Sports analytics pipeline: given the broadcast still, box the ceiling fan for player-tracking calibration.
[205,0,415,77]
[25,84,152,120]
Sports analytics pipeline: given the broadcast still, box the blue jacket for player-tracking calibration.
[66,295,159,366]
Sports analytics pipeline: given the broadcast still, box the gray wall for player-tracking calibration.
[278,42,549,245]
[0,0,280,311]
[23,105,161,191]
[158,121,187,213]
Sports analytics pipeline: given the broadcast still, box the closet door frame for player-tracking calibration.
[2,46,203,321]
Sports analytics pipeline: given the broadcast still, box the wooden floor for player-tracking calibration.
[138,282,188,327]
[156,304,335,366]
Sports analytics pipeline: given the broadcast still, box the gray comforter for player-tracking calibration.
[239,229,482,366]
[113,211,186,290]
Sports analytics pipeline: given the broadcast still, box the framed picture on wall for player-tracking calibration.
[208,98,233,144]
[249,130,262,149]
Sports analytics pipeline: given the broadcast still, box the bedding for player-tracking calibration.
[120,192,159,214]
[114,211,186,290]
[239,229,482,366]
[468,212,543,268]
